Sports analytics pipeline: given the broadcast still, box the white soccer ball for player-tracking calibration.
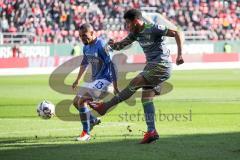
[37,100,55,119]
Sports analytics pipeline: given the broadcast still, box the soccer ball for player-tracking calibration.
[37,100,55,119]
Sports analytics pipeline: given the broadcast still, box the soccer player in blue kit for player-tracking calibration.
[72,23,119,141]
[89,9,184,144]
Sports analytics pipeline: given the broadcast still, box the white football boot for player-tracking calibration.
[76,130,90,141]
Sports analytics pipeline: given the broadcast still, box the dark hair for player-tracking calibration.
[79,23,93,31]
[123,9,142,21]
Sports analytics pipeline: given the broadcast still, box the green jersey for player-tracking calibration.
[112,23,170,64]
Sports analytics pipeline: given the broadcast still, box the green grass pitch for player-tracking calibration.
[0,69,240,160]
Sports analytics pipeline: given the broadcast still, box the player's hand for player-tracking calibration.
[176,55,184,65]
[72,80,78,90]
[113,88,120,95]
[108,39,114,47]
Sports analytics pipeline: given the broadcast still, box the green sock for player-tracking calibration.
[104,85,137,109]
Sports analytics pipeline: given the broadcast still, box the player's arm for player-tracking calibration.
[108,35,134,51]
[166,29,184,65]
[72,55,88,90]
[110,62,119,95]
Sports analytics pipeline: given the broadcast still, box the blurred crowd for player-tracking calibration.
[0,0,239,44]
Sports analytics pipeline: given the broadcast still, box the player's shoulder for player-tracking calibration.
[143,23,164,32]
[96,37,107,47]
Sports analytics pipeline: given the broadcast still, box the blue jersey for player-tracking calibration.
[81,37,116,82]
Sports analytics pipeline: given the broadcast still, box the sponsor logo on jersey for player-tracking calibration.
[139,41,154,46]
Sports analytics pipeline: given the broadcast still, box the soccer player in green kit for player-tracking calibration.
[89,9,184,144]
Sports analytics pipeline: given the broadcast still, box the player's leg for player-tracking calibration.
[79,79,111,129]
[105,74,148,107]
[88,74,149,115]
[73,94,92,141]
[73,92,98,122]
[88,63,172,115]
[142,88,156,132]
[138,63,171,143]
[140,88,159,144]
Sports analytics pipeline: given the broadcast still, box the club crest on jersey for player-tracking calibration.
[157,25,166,30]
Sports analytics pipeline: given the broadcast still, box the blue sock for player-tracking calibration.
[79,107,90,134]
[142,100,156,132]
[84,107,97,123]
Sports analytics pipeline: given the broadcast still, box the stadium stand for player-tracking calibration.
[0,0,239,44]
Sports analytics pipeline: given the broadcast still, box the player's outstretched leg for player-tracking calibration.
[88,75,148,115]
[140,89,159,144]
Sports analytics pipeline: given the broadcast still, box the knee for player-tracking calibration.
[73,97,84,108]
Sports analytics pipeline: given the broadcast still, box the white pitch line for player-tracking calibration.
[1,62,240,76]
[173,62,240,70]
[0,122,134,135]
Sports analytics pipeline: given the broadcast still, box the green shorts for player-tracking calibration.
[140,63,172,95]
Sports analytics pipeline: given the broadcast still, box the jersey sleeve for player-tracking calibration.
[111,33,135,50]
[80,47,89,66]
[153,24,168,36]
